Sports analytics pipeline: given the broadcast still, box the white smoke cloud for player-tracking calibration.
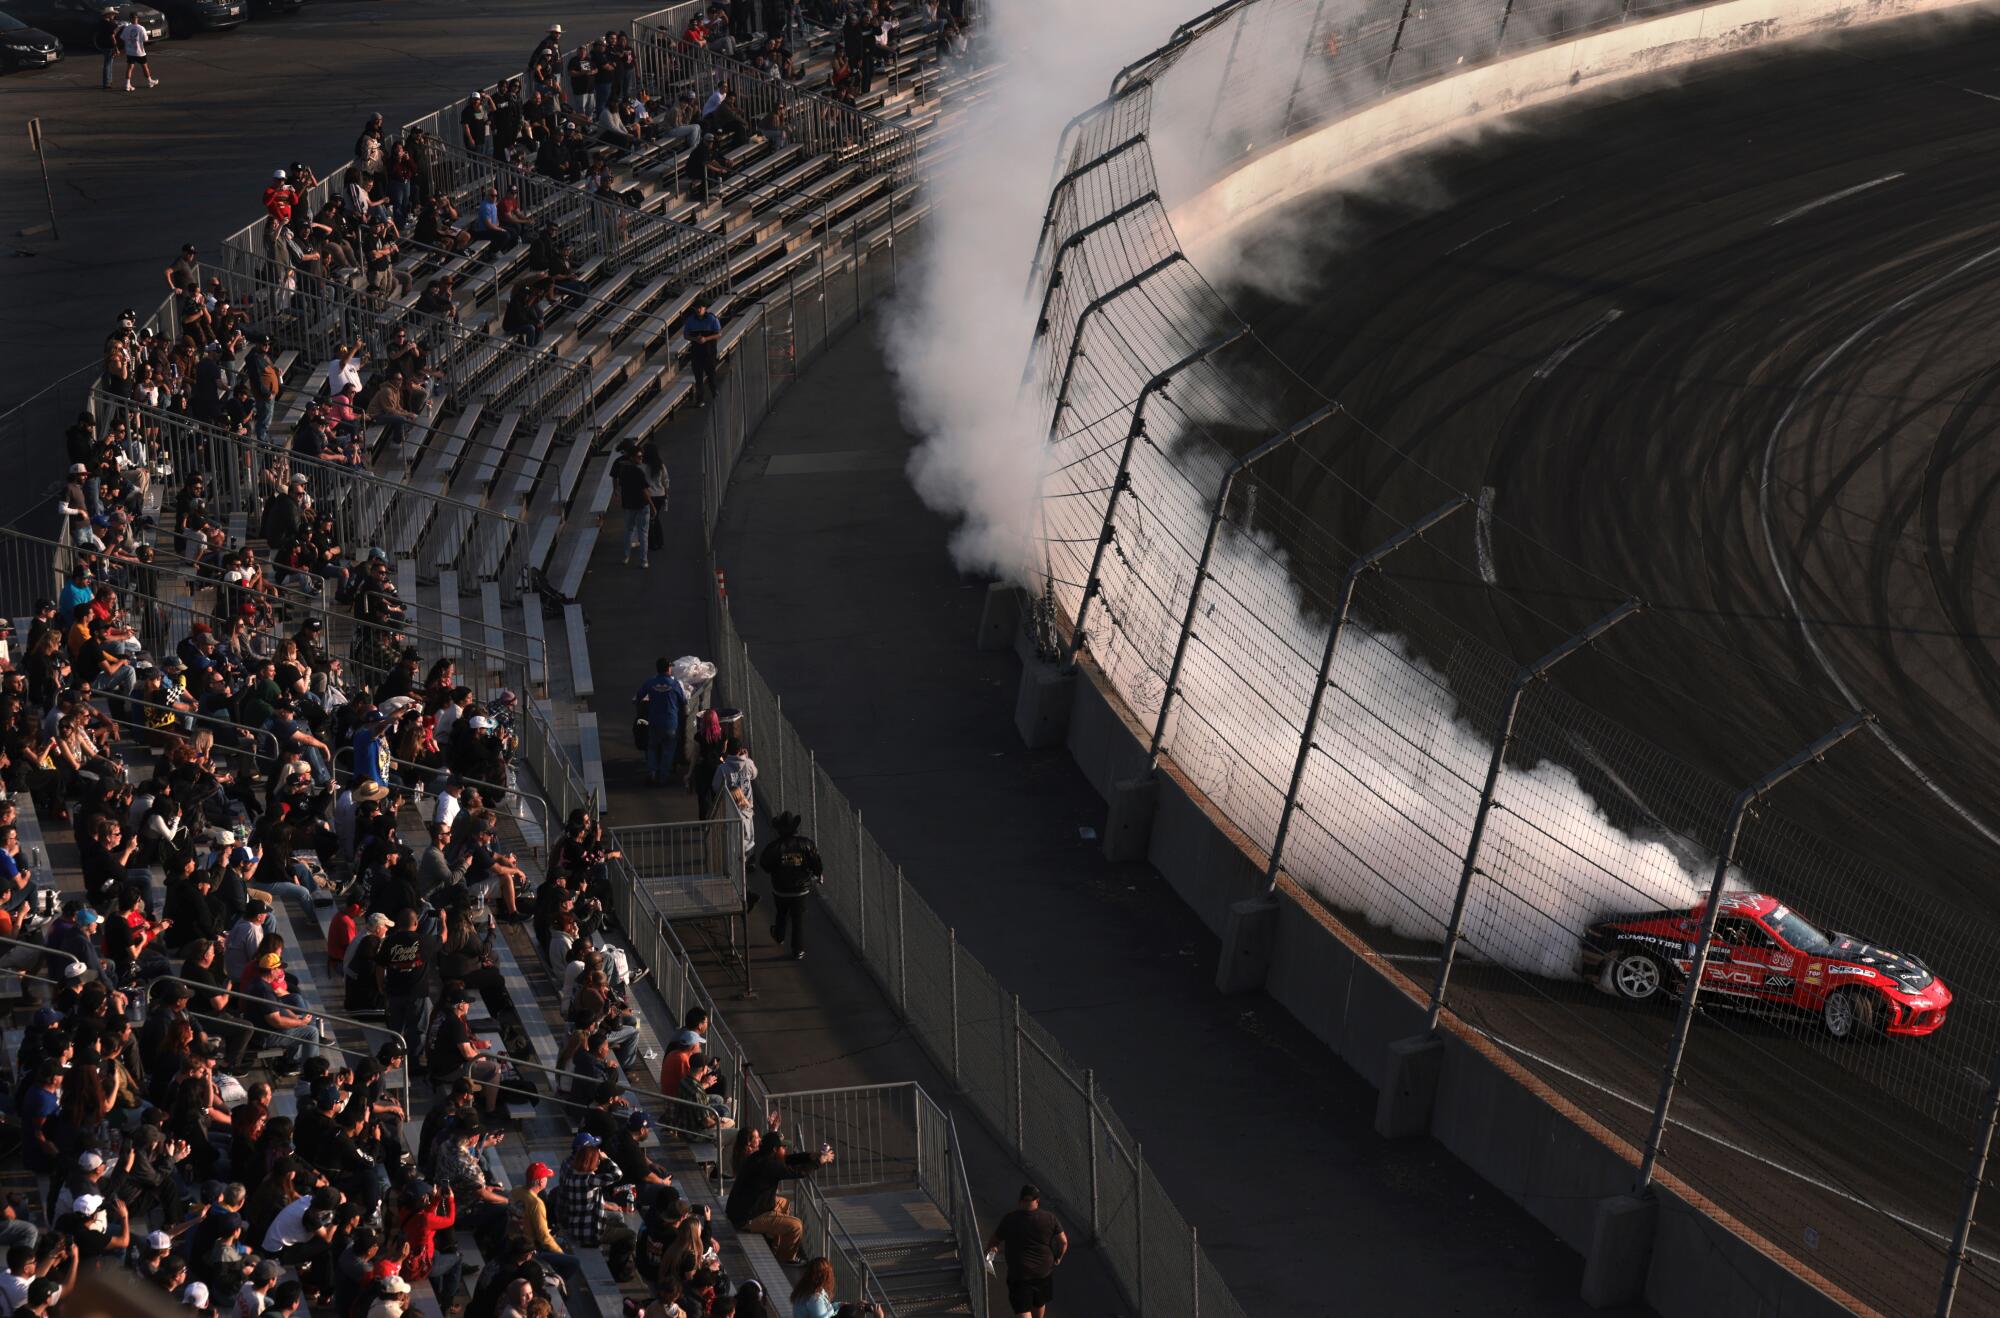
[889,0,1734,979]
[883,0,1212,581]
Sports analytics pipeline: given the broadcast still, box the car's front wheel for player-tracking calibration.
[1823,988,1883,1042]
[1609,949,1667,1003]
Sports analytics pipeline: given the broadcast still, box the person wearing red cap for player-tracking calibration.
[507,1162,589,1302]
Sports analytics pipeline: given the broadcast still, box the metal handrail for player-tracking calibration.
[330,745,550,844]
[98,691,284,763]
[151,972,412,1111]
[494,1048,725,1141]
[946,1111,990,1318]
[0,932,81,971]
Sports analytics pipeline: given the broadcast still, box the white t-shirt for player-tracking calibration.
[0,1271,31,1312]
[261,1193,315,1253]
[433,789,461,834]
[117,22,145,56]
[325,354,363,398]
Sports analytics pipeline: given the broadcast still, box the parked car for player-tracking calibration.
[2,0,166,46]
[1580,890,1950,1039]
[152,0,242,34]
[249,0,302,15]
[0,9,62,67]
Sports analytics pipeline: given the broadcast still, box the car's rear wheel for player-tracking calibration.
[1609,950,1666,1003]
[1824,988,1883,1042]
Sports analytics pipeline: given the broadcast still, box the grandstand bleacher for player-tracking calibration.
[0,1,997,1315]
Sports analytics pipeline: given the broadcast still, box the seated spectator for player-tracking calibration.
[723,1132,832,1265]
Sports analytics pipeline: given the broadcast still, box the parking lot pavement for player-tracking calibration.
[0,0,642,520]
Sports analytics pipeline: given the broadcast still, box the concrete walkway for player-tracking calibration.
[711,309,1650,1316]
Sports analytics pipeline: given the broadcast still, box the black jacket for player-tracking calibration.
[758,834,822,897]
[724,1148,819,1227]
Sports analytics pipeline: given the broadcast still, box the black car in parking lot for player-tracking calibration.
[0,9,62,67]
[3,0,165,45]
[152,0,242,34]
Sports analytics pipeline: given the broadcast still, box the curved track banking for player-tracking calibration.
[1215,10,2000,1315]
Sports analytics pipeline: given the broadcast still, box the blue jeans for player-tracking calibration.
[273,1020,320,1064]
[646,719,679,782]
[430,1252,465,1307]
[623,505,651,564]
[254,398,276,445]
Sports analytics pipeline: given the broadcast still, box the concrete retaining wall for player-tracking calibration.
[1058,656,1863,1314]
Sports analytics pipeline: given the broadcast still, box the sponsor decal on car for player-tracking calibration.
[1768,953,1794,972]
[1805,962,1825,983]
[1828,965,1872,977]
[1765,975,1796,992]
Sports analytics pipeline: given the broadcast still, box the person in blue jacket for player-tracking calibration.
[634,658,687,787]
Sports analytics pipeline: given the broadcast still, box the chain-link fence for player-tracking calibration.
[1027,2,2000,1314]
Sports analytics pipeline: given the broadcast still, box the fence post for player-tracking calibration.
[1147,407,1335,770]
[1939,1045,2000,1316]
[1635,712,1870,1189]
[1135,1144,1147,1315]
[1011,994,1024,1154]
[948,927,961,1088]
[1426,600,1642,1031]
[1264,499,1467,892]
[1280,0,1329,134]
[1191,1224,1200,1318]
[856,808,868,957]
[1085,1069,1100,1242]
[895,866,907,1009]
[1383,0,1417,84]
[1064,332,1249,668]
[774,694,784,809]
[809,749,819,838]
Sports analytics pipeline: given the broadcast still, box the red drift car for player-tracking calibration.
[1580,892,1950,1040]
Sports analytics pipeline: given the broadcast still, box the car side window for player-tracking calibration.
[1715,917,1776,950]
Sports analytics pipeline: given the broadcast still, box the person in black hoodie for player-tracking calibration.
[723,1133,831,1264]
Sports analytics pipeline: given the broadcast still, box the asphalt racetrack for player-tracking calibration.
[1214,10,2000,1314]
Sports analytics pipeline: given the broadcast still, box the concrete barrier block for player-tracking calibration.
[1215,896,1279,993]
[1581,1193,1657,1310]
[1375,1034,1443,1139]
[976,582,1022,651]
[1102,774,1158,863]
[1012,660,1075,749]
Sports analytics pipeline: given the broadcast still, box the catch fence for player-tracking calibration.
[1028,2,2000,1315]
[671,209,1248,1315]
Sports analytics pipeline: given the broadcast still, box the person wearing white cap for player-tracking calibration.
[182,1281,213,1311]
[365,1272,411,1318]
[68,1191,129,1265]
[51,1149,107,1219]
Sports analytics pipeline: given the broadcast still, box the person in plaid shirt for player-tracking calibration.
[553,1135,639,1278]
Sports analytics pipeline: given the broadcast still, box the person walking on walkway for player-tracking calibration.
[611,441,652,569]
[634,659,687,787]
[758,811,820,961]
[986,1185,1066,1318]
[683,302,721,406]
[714,741,757,857]
[93,8,119,89]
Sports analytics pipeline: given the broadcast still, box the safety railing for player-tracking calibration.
[332,745,549,857]
[203,259,600,447]
[611,817,747,919]
[630,19,920,186]
[97,692,283,764]
[91,389,534,593]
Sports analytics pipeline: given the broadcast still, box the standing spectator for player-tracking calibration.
[985,1185,1067,1318]
[682,302,721,406]
[117,12,157,91]
[461,91,491,153]
[714,741,757,856]
[566,44,596,116]
[245,335,281,447]
[633,659,686,787]
[93,7,119,89]
[610,442,652,569]
[758,811,821,961]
